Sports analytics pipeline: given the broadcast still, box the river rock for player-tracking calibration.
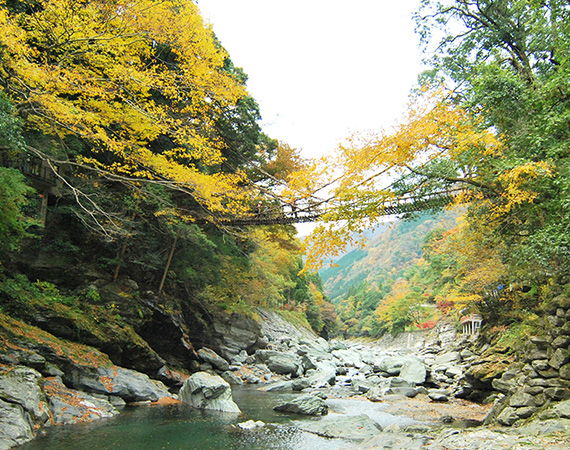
[510,391,536,408]
[332,349,362,368]
[0,398,34,450]
[428,389,450,402]
[179,372,240,413]
[0,366,48,423]
[0,366,49,450]
[266,353,302,376]
[45,377,118,425]
[299,337,330,355]
[304,360,337,388]
[375,355,409,376]
[220,370,243,386]
[540,398,570,419]
[273,394,328,416]
[198,348,230,371]
[67,366,171,402]
[299,414,382,441]
[292,378,312,391]
[330,341,347,351]
[549,348,570,370]
[399,357,427,384]
[434,351,461,365]
[367,385,385,402]
[497,406,527,425]
[236,420,265,430]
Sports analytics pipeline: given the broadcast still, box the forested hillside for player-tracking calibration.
[289,0,570,347]
[3,0,570,364]
[0,0,335,359]
[320,212,459,301]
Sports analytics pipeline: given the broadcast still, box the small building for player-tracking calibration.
[461,314,482,335]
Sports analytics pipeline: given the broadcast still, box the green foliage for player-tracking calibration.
[0,92,24,152]
[0,168,36,256]
[0,274,75,311]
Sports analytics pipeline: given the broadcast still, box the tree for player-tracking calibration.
[0,0,254,232]
[298,90,504,271]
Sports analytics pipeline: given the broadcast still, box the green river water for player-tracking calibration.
[19,387,422,450]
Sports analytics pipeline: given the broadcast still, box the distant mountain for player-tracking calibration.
[319,211,460,301]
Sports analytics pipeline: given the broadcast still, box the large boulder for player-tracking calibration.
[197,348,230,372]
[179,372,240,413]
[374,355,411,376]
[67,365,171,402]
[298,414,382,441]
[332,349,363,368]
[0,366,49,450]
[0,399,34,450]
[304,360,337,387]
[44,377,118,425]
[273,394,328,416]
[0,366,48,423]
[266,354,303,376]
[399,357,427,384]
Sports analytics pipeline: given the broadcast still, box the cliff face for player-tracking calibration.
[0,268,282,449]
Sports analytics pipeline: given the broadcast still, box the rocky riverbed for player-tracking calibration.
[2,307,570,449]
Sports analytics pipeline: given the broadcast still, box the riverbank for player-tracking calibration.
[2,307,570,449]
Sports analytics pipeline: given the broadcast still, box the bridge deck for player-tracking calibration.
[215,191,462,226]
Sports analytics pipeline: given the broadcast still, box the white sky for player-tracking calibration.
[197,0,424,160]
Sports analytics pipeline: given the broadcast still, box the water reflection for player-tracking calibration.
[20,387,418,450]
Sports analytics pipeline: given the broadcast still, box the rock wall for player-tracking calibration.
[485,296,570,426]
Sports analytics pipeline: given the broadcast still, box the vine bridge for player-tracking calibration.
[6,153,465,227]
[218,190,465,227]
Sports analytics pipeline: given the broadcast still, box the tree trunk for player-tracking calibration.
[158,234,178,294]
[113,212,136,281]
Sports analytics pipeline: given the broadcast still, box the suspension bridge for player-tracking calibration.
[217,189,465,227]
[5,153,466,227]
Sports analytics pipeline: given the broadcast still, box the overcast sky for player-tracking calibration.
[197,0,424,160]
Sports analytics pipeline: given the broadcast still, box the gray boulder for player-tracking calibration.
[0,366,48,422]
[299,337,330,355]
[298,414,382,441]
[428,389,450,402]
[0,399,34,450]
[266,354,302,376]
[367,385,385,402]
[254,349,284,364]
[434,351,461,365]
[68,366,171,402]
[179,372,240,413]
[0,366,49,450]
[304,360,337,387]
[220,371,243,386]
[45,377,118,425]
[539,398,570,419]
[497,406,537,426]
[198,348,230,371]
[273,394,328,416]
[375,356,408,376]
[332,349,363,367]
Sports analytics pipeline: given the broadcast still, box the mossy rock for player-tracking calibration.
[470,353,516,383]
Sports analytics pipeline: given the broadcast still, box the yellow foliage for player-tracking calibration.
[300,89,503,271]
[0,0,250,217]
[497,161,554,213]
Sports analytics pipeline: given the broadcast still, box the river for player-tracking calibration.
[19,387,425,450]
